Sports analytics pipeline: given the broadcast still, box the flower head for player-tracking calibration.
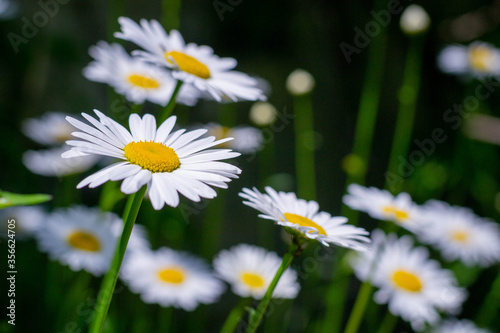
[62,110,241,210]
[286,69,315,96]
[400,5,430,35]
[202,122,263,154]
[416,200,500,267]
[1,206,46,239]
[22,112,76,146]
[213,244,300,299]
[431,318,491,333]
[437,42,500,77]
[120,247,225,310]
[114,17,265,102]
[240,186,370,250]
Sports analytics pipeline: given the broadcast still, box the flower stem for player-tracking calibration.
[88,186,147,333]
[162,0,182,30]
[376,311,397,333]
[245,241,300,333]
[343,281,374,333]
[159,80,183,123]
[220,298,252,333]
[475,269,500,326]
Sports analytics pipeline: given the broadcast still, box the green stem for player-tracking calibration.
[343,281,374,333]
[293,93,316,200]
[162,0,182,30]
[475,269,500,326]
[88,186,147,333]
[220,298,252,333]
[245,241,300,333]
[384,36,425,193]
[376,311,397,333]
[157,306,173,332]
[159,80,183,123]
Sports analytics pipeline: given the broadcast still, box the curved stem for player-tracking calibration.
[159,80,183,122]
[343,281,374,333]
[88,186,147,333]
[220,298,252,333]
[376,311,397,333]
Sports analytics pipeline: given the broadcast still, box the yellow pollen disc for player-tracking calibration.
[240,272,265,289]
[128,74,161,89]
[382,206,409,221]
[469,46,493,72]
[392,270,422,292]
[124,141,180,173]
[283,213,327,236]
[67,231,100,252]
[157,267,185,284]
[165,51,211,79]
[451,230,468,244]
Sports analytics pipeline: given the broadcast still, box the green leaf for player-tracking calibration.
[0,190,52,209]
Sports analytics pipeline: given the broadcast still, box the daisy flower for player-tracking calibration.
[114,17,266,102]
[35,206,148,276]
[213,244,300,299]
[239,186,370,250]
[120,247,225,310]
[431,318,491,333]
[62,110,241,210]
[415,200,500,267]
[23,146,100,177]
[22,112,75,146]
[437,42,500,77]
[343,184,423,232]
[350,231,467,331]
[83,41,200,106]
[202,122,263,154]
[0,206,46,239]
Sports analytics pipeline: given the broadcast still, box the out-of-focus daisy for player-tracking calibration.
[120,247,225,310]
[114,17,265,102]
[22,112,75,146]
[201,123,263,154]
[213,244,300,299]
[23,146,100,177]
[286,69,315,96]
[437,42,500,77]
[240,187,370,250]
[0,206,46,239]
[62,110,241,210]
[351,231,467,331]
[84,41,199,106]
[343,184,423,232]
[35,206,147,276]
[249,102,278,126]
[0,0,18,19]
[431,318,490,333]
[399,5,430,35]
[415,200,500,267]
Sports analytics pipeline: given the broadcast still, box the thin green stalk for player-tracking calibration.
[159,80,183,122]
[157,306,174,332]
[293,93,316,200]
[385,36,425,193]
[343,281,374,333]
[475,270,500,326]
[377,311,397,333]
[245,241,300,333]
[220,298,252,333]
[88,186,147,333]
[162,0,182,30]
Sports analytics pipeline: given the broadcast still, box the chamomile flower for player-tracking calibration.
[23,146,100,177]
[114,17,266,102]
[437,42,500,77]
[120,247,225,310]
[62,110,241,210]
[35,206,147,276]
[22,112,75,146]
[84,41,200,106]
[202,123,263,154]
[0,206,46,239]
[213,244,300,299]
[351,231,467,331]
[415,200,500,267]
[343,184,423,232]
[239,187,370,250]
[431,318,491,333]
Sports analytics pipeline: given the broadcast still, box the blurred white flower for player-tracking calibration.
[202,122,263,154]
[437,42,500,77]
[431,318,490,333]
[0,206,46,239]
[286,69,315,96]
[249,102,278,126]
[400,5,430,35]
[22,112,75,146]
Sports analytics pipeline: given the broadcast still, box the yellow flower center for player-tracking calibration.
[469,46,493,72]
[124,141,180,173]
[240,272,265,289]
[382,206,409,221]
[392,270,422,292]
[165,51,211,79]
[67,231,100,252]
[283,212,327,236]
[451,230,468,244]
[157,267,185,284]
[127,74,161,89]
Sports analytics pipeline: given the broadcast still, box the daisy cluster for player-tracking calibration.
[438,41,500,78]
